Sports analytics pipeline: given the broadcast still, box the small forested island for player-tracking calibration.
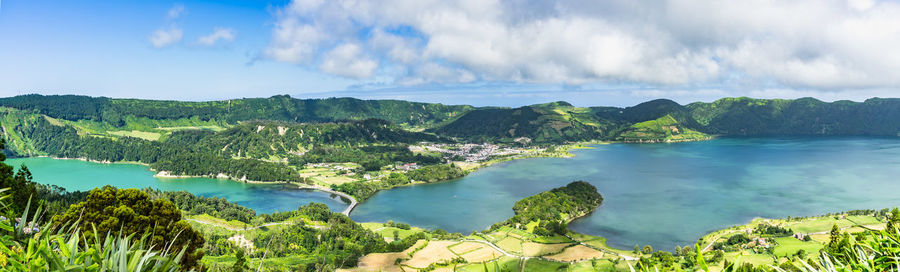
[492,181,603,235]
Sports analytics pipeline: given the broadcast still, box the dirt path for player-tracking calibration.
[701,228,750,252]
[803,223,881,235]
[460,239,524,259]
[563,234,638,261]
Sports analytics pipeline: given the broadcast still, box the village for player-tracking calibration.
[298,142,551,188]
[410,142,540,162]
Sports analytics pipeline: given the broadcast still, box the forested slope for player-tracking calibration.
[0,94,473,128]
[0,107,444,181]
[433,97,900,143]
[432,99,707,143]
[2,95,898,147]
[431,102,616,143]
[687,97,900,136]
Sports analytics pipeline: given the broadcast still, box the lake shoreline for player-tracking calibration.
[20,137,894,252]
[154,171,359,215]
[19,142,602,217]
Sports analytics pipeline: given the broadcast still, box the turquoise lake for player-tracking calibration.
[4,157,350,213]
[8,137,900,251]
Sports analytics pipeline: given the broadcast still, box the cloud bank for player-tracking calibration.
[263,0,900,91]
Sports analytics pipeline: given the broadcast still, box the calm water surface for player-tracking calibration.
[8,137,900,251]
[351,137,900,250]
[5,157,349,214]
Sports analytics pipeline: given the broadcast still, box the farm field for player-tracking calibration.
[107,130,162,141]
[299,165,359,186]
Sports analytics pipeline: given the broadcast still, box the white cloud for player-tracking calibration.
[369,29,421,64]
[197,28,236,46]
[167,4,185,19]
[264,17,323,64]
[319,43,378,78]
[263,0,900,92]
[149,27,183,48]
[149,4,186,48]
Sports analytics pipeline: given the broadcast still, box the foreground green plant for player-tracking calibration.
[770,227,900,272]
[626,225,900,272]
[0,227,187,271]
[0,192,187,271]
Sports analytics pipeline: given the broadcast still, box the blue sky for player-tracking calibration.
[1,0,899,107]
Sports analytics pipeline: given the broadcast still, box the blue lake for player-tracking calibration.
[351,137,900,250]
[9,137,900,250]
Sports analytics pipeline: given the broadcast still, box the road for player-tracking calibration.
[295,183,358,216]
[460,239,525,259]
[701,228,750,252]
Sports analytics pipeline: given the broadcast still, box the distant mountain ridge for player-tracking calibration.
[434,97,899,143]
[0,94,473,128]
[1,94,898,144]
[687,97,900,136]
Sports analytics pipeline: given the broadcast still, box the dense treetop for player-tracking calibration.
[51,186,206,269]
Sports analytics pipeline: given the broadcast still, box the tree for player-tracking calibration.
[232,249,249,272]
[712,250,725,263]
[642,245,653,254]
[795,249,807,259]
[0,139,38,216]
[887,208,900,231]
[827,224,841,253]
[52,186,205,270]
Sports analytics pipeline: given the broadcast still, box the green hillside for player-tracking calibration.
[618,114,710,143]
[2,94,898,147]
[0,107,444,181]
[434,97,900,143]
[432,99,703,143]
[0,94,473,129]
[430,102,615,143]
[687,97,900,136]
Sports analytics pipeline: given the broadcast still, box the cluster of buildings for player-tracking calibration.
[413,143,532,162]
[745,237,769,248]
[307,163,356,172]
[395,162,419,171]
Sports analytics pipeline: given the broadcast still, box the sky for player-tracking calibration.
[1,0,900,107]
